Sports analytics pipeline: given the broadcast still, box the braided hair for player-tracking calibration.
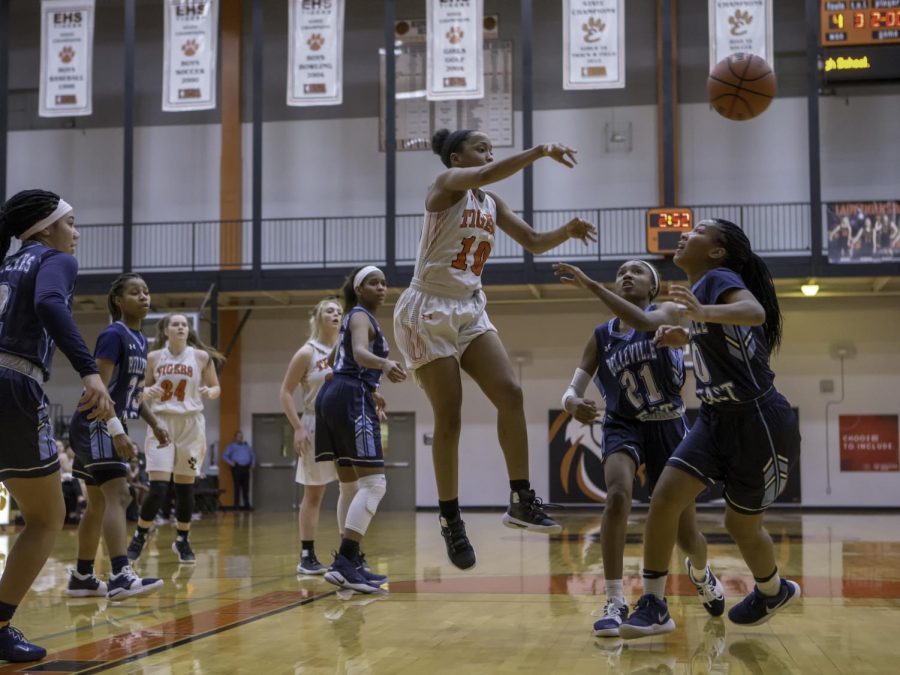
[708,219,783,354]
[0,189,61,260]
[107,273,146,322]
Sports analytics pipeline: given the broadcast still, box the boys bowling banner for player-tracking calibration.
[548,409,802,505]
[39,0,95,117]
[163,0,218,112]
[287,0,345,107]
[427,0,484,101]
[562,0,625,90]
[708,0,773,71]
[839,415,899,472]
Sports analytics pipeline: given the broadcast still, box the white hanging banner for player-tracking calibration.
[708,0,773,70]
[163,0,219,112]
[287,0,345,107]
[426,0,483,101]
[39,0,95,117]
[562,0,625,90]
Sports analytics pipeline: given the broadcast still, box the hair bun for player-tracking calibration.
[431,128,450,156]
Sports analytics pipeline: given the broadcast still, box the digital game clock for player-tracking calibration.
[646,208,693,256]
[820,1,900,83]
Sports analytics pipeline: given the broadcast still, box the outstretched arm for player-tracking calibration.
[433,143,576,195]
[669,285,764,326]
[490,192,596,255]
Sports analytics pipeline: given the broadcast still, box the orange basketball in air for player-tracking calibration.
[707,53,777,121]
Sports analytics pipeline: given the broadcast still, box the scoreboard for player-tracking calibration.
[820,1,900,82]
[646,208,692,256]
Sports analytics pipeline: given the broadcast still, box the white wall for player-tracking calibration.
[45,295,900,508]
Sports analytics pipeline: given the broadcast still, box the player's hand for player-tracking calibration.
[541,143,578,168]
[668,285,707,322]
[381,360,407,383]
[553,262,593,289]
[293,426,311,457]
[143,384,164,401]
[565,397,600,424]
[564,218,597,246]
[373,390,388,423]
[112,433,138,461]
[152,424,170,447]
[78,374,115,420]
[654,325,690,348]
[199,385,220,399]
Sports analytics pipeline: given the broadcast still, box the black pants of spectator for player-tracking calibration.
[231,465,252,509]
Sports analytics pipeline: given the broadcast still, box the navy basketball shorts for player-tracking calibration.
[602,413,690,493]
[69,413,129,486]
[314,374,384,468]
[0,368,60,481]
[666,390,801,515]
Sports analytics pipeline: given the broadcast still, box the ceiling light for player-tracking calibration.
[800,283,819,297]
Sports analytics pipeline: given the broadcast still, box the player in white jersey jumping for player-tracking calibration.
[127,313,223,564]
[280,297,344,574]
[393,128,598,569]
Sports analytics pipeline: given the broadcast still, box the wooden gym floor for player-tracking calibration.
[1,509,898,674]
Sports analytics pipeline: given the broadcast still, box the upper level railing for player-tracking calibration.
[10,202,821,275]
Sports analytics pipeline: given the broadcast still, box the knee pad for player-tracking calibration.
[358,474,386,514]
[140,480,169,520]
[174,482,195,524]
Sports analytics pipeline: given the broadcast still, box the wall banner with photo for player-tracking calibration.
[708,0,773,71]
[39,0,95,118]
[163,0,219,112]
[426,0,484,101]
[562,0,625,90]
[839,415,899,472]
[548,409,802,505]
[826,201,899,264]
[287,0,345,107]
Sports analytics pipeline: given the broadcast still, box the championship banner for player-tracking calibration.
[826,201,899,264]
[708,0,773,71]
[287,0,345,107]
[39,0,95,117]
[163,0,219,112]
[840,415,899,472]
[426,0,484,101]
[562,0,625,90]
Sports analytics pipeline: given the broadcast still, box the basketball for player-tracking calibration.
[707,52,777,121]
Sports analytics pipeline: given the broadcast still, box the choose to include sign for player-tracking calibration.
[839,415,900,472]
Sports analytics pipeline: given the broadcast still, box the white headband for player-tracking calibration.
[353,265,382,290]
[17,199,73,241]
[627,260,660,299]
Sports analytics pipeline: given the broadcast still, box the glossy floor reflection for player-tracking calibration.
[1,510,898,673]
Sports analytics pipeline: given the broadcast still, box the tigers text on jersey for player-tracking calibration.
[301,340,333,413]
[150,345,204,414]
[333,307,388,391]
[594,310,685,422]
[688,268,775,405]
[412,190,496,298]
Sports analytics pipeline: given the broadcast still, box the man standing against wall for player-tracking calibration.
[223,431,255,510]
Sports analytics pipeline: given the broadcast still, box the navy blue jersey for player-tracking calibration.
[333,307,388,390]
[0,242,97,380]
[94,321,148,419]
[688,268,775,405]
[594,308,685,422]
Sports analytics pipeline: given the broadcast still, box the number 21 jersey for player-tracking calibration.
[150,345,203,414]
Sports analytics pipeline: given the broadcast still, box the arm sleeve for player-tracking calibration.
[34,253,98,377]
[693,268,746,306]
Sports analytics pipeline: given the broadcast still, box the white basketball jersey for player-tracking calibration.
[150,345,203,414]
[301,340,333,413]
[412,189,497,297]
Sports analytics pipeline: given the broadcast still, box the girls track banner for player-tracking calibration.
[287,0,345,107]
[427,0,484,101]
[548,409,802,505]
[562,0,626,90]
[163,0,218,112]
[708,0,773,71]
[39,0,95,117]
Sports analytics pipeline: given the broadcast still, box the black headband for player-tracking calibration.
[441,129,474,167]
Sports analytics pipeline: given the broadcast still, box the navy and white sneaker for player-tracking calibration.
[324,553,383,594]
[126,532,147,562]
[619,594,676,639]
[728,578,801,626]
[297,553,327,575]
[502,489,562,534]
[0,625,46,663]
[354,554,387,586]
[107,565,164,601]
[686,557,725,617]
[66,569,108,598]
[172,538,196,564]
[592,599,629,637]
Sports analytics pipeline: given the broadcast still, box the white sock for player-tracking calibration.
[605,579,625,607]
[689,559,709,584]
[337,480,359,536]
[644,572,668,600]
[757,570,782,596]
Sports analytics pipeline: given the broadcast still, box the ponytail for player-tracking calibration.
[710,219,783,354]
[340,267,364,311]
[0,189,61,261]
[153,313,226,366]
